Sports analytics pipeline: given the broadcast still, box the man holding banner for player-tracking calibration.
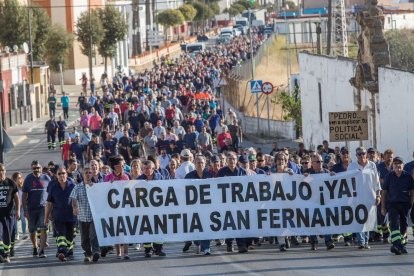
[185,155,213,255]
[137,160,166,258]
[216,151,248,253]
[348,146,382,250]
[304,154,335,251]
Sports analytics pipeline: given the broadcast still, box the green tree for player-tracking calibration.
[286,1,297,10]
[0,0,27,49]
[31,6,51,61]
[274,86,302,137]
[44,24,73,72]
[157,9,185,40]
[178,4,197,21]
[385,29,414,71]
[210,2,220,14]
[192,1,213,23]
[234,0,260,10]
[97,6,128,72]
[75,9,104,57]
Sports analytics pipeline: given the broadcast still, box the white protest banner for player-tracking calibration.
[86,170,376,246]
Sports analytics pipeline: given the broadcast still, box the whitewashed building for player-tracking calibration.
[299,52,414,161]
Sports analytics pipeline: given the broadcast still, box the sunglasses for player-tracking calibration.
[257,160,265,162]
[357,152,367,156]
[313,160,322,163]
[32,167,42,170]
[301,162,309,164]
[58,172,66,175]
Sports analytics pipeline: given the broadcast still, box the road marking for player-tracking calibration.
[28,139,40,144]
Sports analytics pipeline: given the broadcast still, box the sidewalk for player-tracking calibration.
[6,85,81,147]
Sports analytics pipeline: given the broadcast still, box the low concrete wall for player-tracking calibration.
[222,98,295,141]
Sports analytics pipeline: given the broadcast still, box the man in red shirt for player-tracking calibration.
[62,138,72,168]
[165,103,175,127]
[217,126,232,151]
[89,110,102,136]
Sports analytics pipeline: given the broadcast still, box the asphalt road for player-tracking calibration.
[2,234,414,276]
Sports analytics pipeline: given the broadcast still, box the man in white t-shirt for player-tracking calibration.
[175,149,195,179]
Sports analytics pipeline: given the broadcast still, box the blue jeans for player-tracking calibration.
[20,206,27,235]
[194,240,210,252]
[356,232,368,246]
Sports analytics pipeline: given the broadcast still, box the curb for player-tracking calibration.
[10,135,28,148]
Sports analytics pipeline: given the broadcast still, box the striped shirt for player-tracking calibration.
[69,182,93,222]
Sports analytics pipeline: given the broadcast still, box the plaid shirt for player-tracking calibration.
[69,182,93,222]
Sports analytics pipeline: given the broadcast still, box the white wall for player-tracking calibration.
[300,52,414,161]
[377,67,414,161]
[299,52,375,155]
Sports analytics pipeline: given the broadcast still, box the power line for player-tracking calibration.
[23,1,196,9]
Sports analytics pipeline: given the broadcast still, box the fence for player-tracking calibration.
[222,34,295,140]
[229,35,276,80]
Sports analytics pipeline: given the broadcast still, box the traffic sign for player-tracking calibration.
[261,82,274,95]
[250,80,263,93]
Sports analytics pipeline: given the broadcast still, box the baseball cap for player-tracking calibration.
[238,155,248,163]
[181,149,192,158]
[393,157,404,164]
[340,146,349,153]
[367,148,376,153]
[248,154,257,161]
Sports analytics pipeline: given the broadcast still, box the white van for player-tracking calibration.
[220,27,234,38]
[185,42,206,53]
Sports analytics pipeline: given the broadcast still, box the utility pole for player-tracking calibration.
[0,83,4,164]
[132,0,142,56]
[326,0,333,55]
[88,0,93,80]
[333,0,349,57]
[249,8,260,133]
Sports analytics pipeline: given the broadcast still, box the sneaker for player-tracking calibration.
[364,244,371,250]
[280,245,287,252]
[0,255,4,263]
[238,247,248,253]
[215,240,223,246]
[302,237,309,243]
[3,256,10,263]
[195,245,200,254]
[344,241,351,246]
[326,243,335,250]
[204,249,211,255]
[358,245,365,250]
[400,247,408,254]
[154,250,166,257]
[33,247,39,257]
[123,255,130,260]
[58,253,67,262]
[38,250,47,258]
[311,244,318,251]
[144,252,152,258]
[248,245,255,250]
[183,241,192,252]
[226,245,234,252]
[92,253,100,263]
[84,256,91,262]
[134,244,141,250]
[390,245,402,255]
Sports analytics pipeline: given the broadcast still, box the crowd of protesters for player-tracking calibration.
[1,30,414,264]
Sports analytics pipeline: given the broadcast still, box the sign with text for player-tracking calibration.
[87,171,376,246]
[329,111,368,142]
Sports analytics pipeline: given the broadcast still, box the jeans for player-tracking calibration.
[356,232,369,246]
[63,107,69,119]
[194,240,210,252]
